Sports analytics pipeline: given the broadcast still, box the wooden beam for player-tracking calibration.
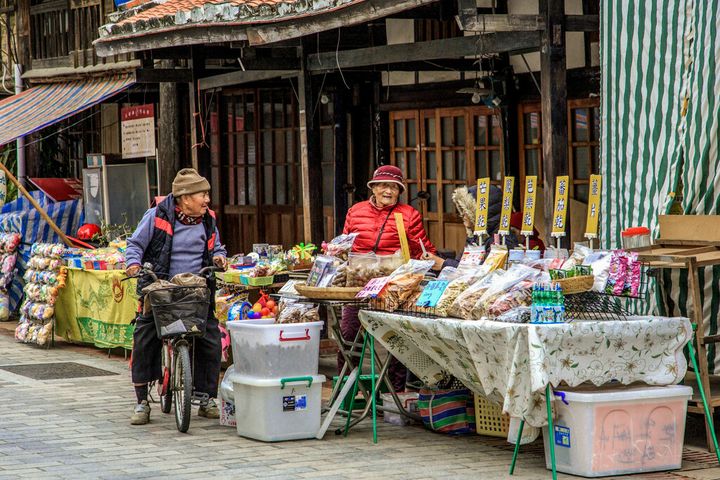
[135,68,193,83]
[157,59,180,196]
[307,32,540,73]
[95,26,250,58]
[198,69,298,91]
[565,14,599,32]
[540,0,569,245]
[246,0,437,45]
[458,13,598,32]
[460,14,544,32]
[297,42,324,245]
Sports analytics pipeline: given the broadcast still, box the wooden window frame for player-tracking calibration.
[517,98,600,202]
[567,97,601,201]
[389,106,504,251]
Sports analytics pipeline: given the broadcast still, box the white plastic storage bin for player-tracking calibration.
[226,320,323,378]
[232,373,326,442]
[542,385,693,477]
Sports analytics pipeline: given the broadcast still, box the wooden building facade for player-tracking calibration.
[93,0,600,256]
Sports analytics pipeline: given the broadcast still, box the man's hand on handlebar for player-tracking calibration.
[213,256,228,271]
[126,264,141,278]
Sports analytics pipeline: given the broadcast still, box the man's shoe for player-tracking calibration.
[130,400,151,425]
[198,398,219,419]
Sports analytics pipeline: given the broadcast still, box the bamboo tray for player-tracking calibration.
[294,285,362,300]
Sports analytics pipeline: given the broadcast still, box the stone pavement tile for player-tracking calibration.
[680,468,720,480]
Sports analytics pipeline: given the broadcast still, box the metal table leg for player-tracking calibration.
[546,384,557,480]
[509,419,525,475]
[687,331,720,462]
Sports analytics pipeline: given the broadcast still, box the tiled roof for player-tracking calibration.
[99,0,365,38]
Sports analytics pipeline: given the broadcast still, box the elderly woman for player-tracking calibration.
[340,165,436,391]
[125,168,227,425]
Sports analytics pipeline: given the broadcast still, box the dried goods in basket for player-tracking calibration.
[555,275,595,295]
[294,284,363,300]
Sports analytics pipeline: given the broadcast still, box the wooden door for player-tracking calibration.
[211,89,303,255]
[390,106,504,255]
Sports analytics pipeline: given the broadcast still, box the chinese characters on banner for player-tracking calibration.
[521,176,537,236]
[551,175,570,237]
[585,175,602,239]
[121,104,156,159]
[498,177,515,236]
[474,178,491,236]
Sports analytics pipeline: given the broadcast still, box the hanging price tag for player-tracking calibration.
[356,276,390,299]
[498,176,515,236]
[585,175,602,239]
[416,280,450,308]
[473,178,491,236]
[551,175,570,238]
[521,176,537,236]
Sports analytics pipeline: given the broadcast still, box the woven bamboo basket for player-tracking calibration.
[294,285,363,300]
[555,275,595,295]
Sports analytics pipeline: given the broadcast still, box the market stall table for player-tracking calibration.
[54,268,138,350]
[359,311,692,426]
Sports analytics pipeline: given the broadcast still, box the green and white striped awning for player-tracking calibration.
[601,0,720,372]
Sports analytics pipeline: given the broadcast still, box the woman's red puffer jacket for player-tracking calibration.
[343,200,437,259]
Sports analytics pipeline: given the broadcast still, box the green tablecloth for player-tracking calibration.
[55,268,138,349]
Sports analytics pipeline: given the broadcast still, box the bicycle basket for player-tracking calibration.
[147,285,211,339]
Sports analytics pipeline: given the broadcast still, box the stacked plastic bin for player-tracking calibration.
[226,319,325,441]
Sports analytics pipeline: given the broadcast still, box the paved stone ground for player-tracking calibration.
[0,328,718,480]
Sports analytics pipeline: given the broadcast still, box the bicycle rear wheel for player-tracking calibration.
[158,342,172,414]
[173,343,192,433]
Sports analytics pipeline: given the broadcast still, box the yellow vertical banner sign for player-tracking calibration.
[585,175,602,239]
[551,175,570,237]
[498,176,515,236]
[473,178,491,236]
[521,176,537,236]
[394,212,411,262]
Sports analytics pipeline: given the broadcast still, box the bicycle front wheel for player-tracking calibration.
[173,343,192,433]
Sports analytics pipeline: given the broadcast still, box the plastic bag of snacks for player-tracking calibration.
[604,250,642,296]
[473,265,542,319]
[371,260,434,312]
[322,233,359,262]
[435,266,491,317]
[483,244,508,271]
[0,233,21,253]
[561,243,593,271]
[0,290,9,321]
[276,302,320,324]
[449,271,502,319]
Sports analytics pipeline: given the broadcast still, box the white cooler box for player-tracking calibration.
[226,320,323,377]
[233,373,325,442]
[542,384,693,477]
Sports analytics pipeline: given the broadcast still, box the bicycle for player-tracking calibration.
[128,263,219,433]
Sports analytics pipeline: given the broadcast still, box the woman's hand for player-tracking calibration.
[422,252,446,271]
[213,256,228,271]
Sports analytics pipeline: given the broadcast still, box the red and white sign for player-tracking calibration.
[121,104,156,159]
[29,178,83,202]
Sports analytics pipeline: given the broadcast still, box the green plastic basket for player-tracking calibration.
[240,275,274,286]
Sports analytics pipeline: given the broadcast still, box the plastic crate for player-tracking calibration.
[474,394,510,438]
[240,275,274,286]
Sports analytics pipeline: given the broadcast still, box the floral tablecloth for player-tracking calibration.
[359,311,692,427]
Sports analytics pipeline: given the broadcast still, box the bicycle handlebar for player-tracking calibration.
[123,264,222,283]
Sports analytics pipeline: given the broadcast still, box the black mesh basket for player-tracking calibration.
[146,285,211,339]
